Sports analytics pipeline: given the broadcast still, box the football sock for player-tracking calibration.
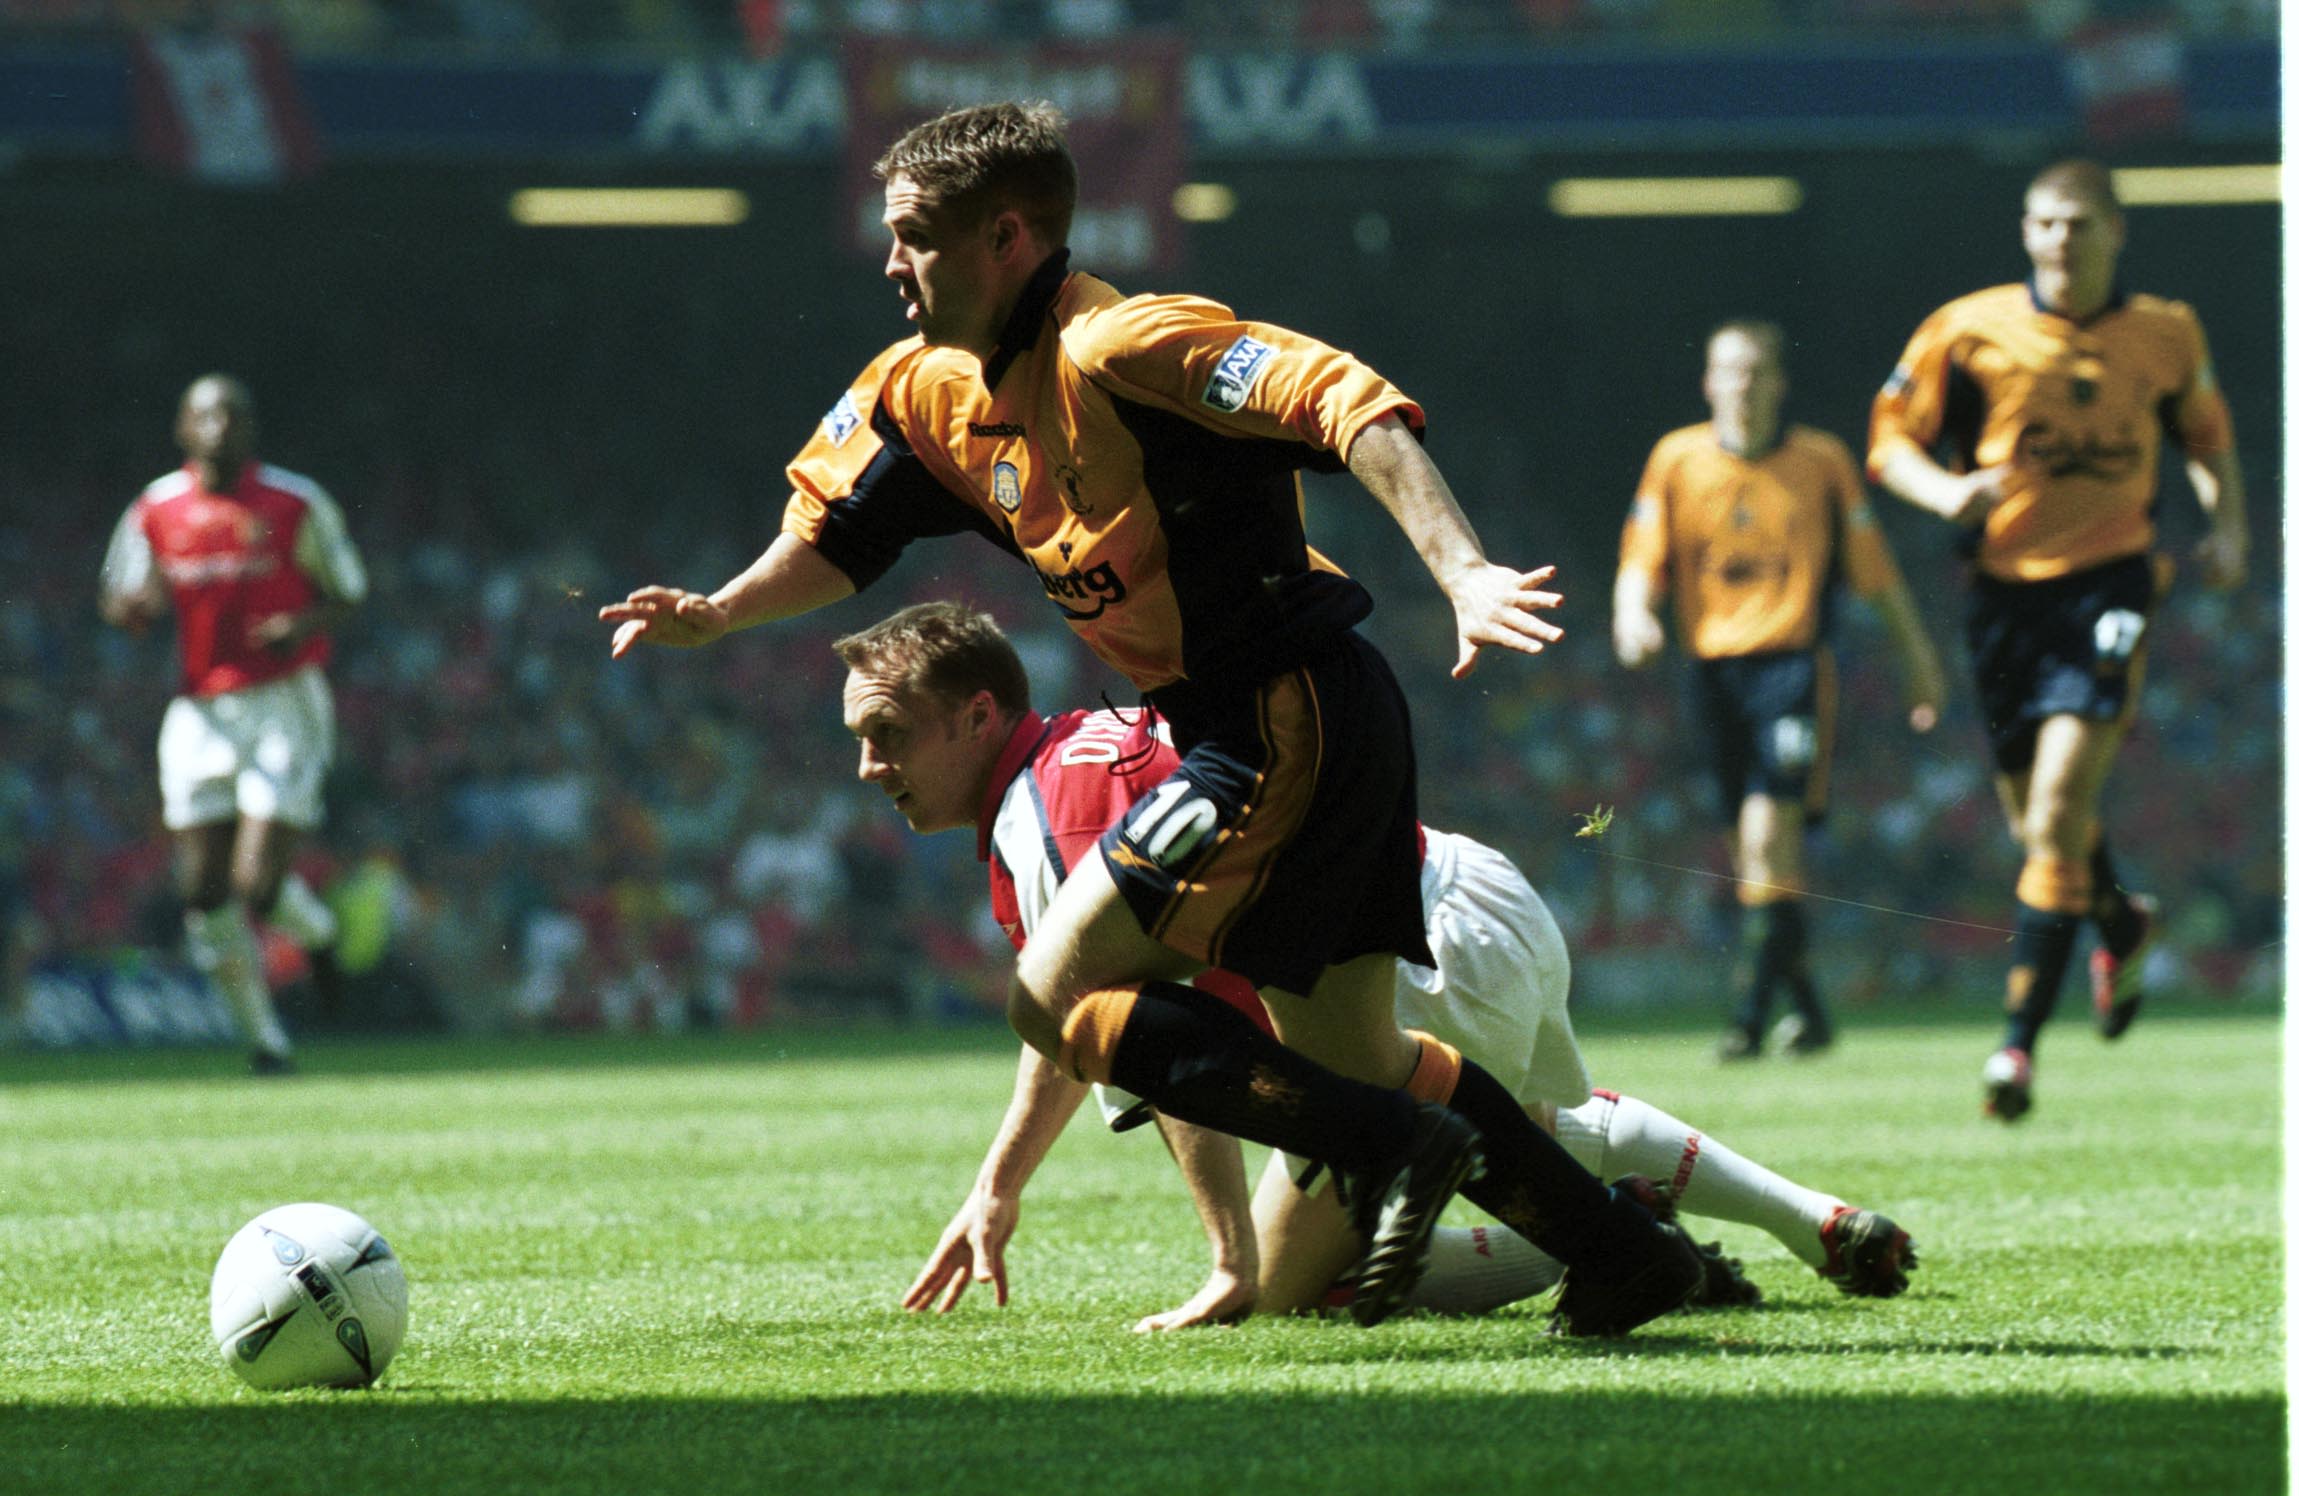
[2090,837,2144,956]
[269,873,340,952]
[2001,903,2082,1057]
[1732,900,1811,1037]
[1767,900,1829,1027]
[1443,1057,1627,1267]
[185,905,291,1058]
[1555,1090,1841,1270]
[1403,1224,1563,1315]
[1093,981,1421,1173]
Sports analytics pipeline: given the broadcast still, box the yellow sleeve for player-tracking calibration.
[780,341,1010,590]
[2165,303,2235,459]
[1617,437,1675,591]
[1867,304,1959,480]
[1066,295,1424,466]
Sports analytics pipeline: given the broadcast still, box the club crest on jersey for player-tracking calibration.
[821,391,862,447]
[992,461,1023,513]
[1203,336,1274,413]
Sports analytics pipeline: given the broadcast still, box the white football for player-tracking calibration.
[209,1203,408,1390]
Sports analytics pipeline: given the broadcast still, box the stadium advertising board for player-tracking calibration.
[838,38,1186,273]
[0,38,2275,163]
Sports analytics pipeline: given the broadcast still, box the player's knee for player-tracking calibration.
[1003,973,1066,1060]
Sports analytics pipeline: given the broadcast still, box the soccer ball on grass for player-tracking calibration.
[209,1202,408,1390]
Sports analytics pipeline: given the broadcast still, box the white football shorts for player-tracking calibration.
[1093,828,1592,1132]
[1396,828,1593,1110]
[156,664,336,831]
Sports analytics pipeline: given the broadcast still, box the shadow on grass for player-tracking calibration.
[2,1387,2282,1496]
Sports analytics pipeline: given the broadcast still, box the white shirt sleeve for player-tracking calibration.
[100,500,156,603]
[293,482,369,605]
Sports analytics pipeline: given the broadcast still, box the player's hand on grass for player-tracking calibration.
[901,1189,1019,1314]
[1446,563,1564,679]
[1132,1265,1256,1333]
[599,586,732,658]
[2194,526,2247,591]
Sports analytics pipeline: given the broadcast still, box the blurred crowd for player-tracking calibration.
[0,0,2277,57]
[0,421,2281,1039]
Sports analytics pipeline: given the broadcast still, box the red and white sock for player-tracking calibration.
[1554,1090,1840,1270]
[1403,1223,1563,1315]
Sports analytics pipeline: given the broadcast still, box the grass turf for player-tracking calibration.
[0,1010,2282,1495]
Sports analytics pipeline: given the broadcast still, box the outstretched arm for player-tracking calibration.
[1347,414,1564,679]
[901,1045,1090,1315]
[600,532,855,658]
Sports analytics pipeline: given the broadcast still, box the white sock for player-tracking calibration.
[268,873,339,952]
[1555,1091,1841,1269]
[185,906,291,1058]
[1403,1224,1563,1315]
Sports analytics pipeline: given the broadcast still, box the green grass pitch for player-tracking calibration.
[0,1010,2282,1495]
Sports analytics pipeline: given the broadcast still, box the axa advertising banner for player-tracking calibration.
[839,37,1186,276]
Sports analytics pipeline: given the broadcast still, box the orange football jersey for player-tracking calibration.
[1868,283,2232,582]
[782,254,1421,693]
[1619,423,1906,659]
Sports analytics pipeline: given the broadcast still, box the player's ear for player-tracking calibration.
[988,209,1024,263]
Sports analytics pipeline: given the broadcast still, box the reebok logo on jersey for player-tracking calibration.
[969,421,1026,438]
[822,392,862,447]
[1202,336,1274,413]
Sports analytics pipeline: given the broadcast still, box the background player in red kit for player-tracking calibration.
[99,374,368,1074]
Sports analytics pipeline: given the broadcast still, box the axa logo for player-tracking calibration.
[1203,335,1274,413]
[1033,557,1127,620]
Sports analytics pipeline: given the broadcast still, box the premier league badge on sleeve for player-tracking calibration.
[1203,336,1274,413]
[992,461,1023,513]
[821,391,862,447]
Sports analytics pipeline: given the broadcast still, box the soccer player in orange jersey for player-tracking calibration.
[604,102,1702,1331]
[1616,322,1945,1062]
[1869,160,2247,1121]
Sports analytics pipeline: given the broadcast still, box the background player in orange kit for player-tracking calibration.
[1616,321,1945,1061]
[99,374,368,1074]
[602,101,1703,1331]
[1868,160,2247,1121]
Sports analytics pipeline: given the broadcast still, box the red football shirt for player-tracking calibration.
[977,708,1269,1031]
[104,461,367,697]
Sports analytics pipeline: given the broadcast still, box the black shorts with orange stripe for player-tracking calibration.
[1964,552,2159,775]
[1690,647,1837,826]
[1100,630,1433,996]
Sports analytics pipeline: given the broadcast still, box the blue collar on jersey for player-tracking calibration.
[2026,274,2128,325]
[982,249,1074,392]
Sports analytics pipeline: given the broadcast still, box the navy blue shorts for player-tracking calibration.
[1689,647,1836,826]
[1964,553,2159,775]
[1103,631,1434,996]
